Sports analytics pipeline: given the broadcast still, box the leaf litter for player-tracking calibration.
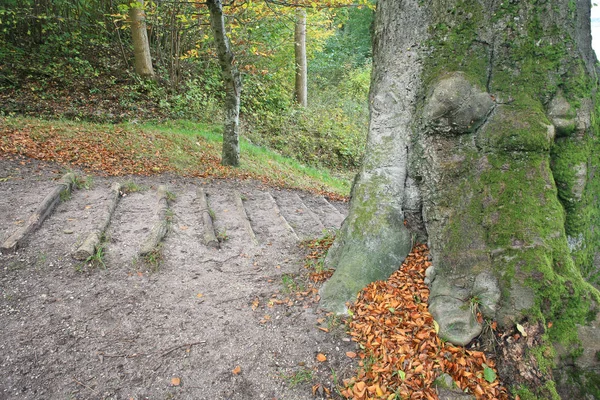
[341,244,509,400]
[0,119,348,201]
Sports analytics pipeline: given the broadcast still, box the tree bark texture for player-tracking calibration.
[207,0,242,167]
[129,0,155,79]
[294,8,308,107]
[73,182,122,261]
[197,188,219,249]
[139,185,170,257]
[321,0,600,397]
[233,190,258,246]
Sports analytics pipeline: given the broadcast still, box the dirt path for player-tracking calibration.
[0,156,356,400]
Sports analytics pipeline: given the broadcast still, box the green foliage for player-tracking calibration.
[84,244,107,270]
[281,274,304,294]
[74,175,94,190]
[245,102,367,171]
[0,0,372,173]
[121,180,145,194]
[483,366,497,383]
[283,368,313,387]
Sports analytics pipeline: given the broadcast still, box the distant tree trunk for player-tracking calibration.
[294,8,307,107]
[207,0,241,167]
[320,0,600,397]
[129,0,155,79]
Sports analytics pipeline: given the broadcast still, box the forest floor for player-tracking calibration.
[0,119,509,400]
[0,155,356,400]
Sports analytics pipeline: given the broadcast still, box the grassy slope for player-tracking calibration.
[0,117,351,199]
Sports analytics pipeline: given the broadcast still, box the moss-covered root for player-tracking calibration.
[319,173,412,314]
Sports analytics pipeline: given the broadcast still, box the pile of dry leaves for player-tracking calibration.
[341,244,509,399]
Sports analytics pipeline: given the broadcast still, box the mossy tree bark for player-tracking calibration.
[321,0,600,397]
[207,0,241,167]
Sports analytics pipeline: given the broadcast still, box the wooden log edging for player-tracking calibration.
[1,172,75,254]
[196,188,219,249]
[233,190,258,246]
[139,185,170,257]
[72,182,122,261]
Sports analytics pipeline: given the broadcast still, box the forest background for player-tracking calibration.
[0,0,374,180]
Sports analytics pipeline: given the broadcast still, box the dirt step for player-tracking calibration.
[0,162,359,400]
[299,194,346,230]
[72,182,122,261]
[161,184,224,269]
[197,187,219,248]
[330,198,350,216]
[103,184,159,269]
[272,191,326,240]
[0,179,56,251]
[242,191,299,244]
[1,173,74,253]
[205,188,257,249]
[10,180,117,268]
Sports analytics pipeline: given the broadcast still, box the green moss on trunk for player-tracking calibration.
[416,0,600,396]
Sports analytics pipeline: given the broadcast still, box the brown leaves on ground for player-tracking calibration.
[0,120,347,201]
[341,244,508,400]
[303,234,336,283]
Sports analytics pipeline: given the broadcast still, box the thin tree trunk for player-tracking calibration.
[129,0,155,79]
[294,8,307,107]
[207,0,241,167]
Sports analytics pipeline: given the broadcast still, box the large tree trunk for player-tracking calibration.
[294,8,307,107]
[129,0,155,79]
[207,0,242,167]
[320,0,600,397]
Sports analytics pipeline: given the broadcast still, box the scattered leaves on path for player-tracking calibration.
[341,244,509,399]
[303,234,336,283]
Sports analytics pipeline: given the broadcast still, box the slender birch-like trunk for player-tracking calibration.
[294,8,307,107]
[207,0,242,167]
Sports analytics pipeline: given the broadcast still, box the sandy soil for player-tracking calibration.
[0,155,356,400]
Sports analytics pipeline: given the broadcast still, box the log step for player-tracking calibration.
[241,191,299,243]
[72,182,122,261]
[139,185,171,257]
[1,172,74,253]
[197,187,219,249]
[233,190,259,246]
[103,184,157,267]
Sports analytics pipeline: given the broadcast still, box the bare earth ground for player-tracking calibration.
[0,156,357,400]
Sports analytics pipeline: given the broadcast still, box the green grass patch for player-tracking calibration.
[0,116,351,198]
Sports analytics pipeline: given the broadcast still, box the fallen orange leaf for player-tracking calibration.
[316,353,327,362]
[170,377,181,386]
[232,365,241,375]
[346,351,357,358]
